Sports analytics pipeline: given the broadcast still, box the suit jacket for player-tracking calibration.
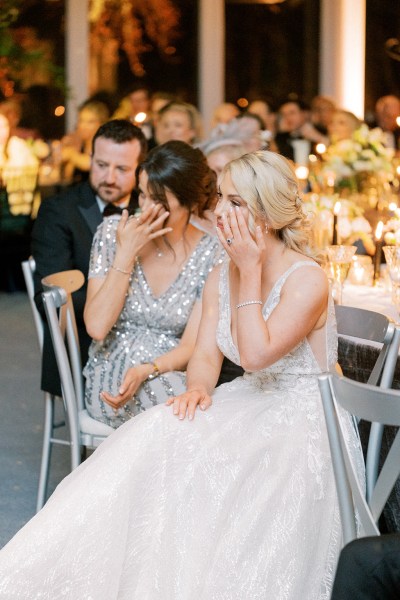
[31,181,103,396]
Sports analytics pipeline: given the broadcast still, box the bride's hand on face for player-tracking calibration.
[116,205,172,258]
[216,206,266,271]
[165,388,212,421]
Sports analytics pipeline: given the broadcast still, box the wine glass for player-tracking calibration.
[326,245,357,305]
[383,245,400,315]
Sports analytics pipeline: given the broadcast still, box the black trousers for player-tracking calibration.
[331,534,400,599]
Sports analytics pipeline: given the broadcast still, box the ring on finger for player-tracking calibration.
[226,237,233,245]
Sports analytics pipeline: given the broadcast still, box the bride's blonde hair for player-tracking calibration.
[223,150,319,261]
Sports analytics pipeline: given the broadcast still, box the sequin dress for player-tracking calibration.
[83,215,223,428]
[0,261,365,599]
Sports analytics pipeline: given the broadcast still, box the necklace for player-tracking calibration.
[153,235,185,259]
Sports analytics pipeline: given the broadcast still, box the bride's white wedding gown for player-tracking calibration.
[0,261,364,599]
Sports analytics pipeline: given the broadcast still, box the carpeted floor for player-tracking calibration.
[0,292,70,548]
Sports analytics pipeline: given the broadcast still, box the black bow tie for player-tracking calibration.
[102,204,125,217]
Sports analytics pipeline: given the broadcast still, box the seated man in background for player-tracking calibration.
[275,98,328,163]
[32,119,147,397]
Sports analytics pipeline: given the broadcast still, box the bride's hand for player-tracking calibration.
[114,205,172,268]
[101,365,150,410]
[216,206,266,271]
[165,388,212,421]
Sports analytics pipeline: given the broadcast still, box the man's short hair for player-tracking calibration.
[92,119,147,162]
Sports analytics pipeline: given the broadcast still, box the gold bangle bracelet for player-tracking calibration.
[144,361,160,381]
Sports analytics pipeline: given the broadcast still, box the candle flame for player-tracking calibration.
[333,201,341,216]
[134,112,147,124]
[316,143,326,154]
[375,221,384,241]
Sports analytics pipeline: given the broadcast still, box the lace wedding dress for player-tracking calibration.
[0,261,364,599]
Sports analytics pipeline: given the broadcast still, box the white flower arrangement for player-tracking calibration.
[322,124,394,186]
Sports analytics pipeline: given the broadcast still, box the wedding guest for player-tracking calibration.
[61,99,111,184]
[374,94,400,150]
[0,150,363,599]
[275,98,328,162]
[155,101,202,145]
[210,102,240,128]
[310,95,336,136]
[31,119,147,398]
[328,109,361,143]
[149,91,177,127]
[248,98,277,136]
[83,141,223,427]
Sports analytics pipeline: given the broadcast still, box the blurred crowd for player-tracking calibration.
[1,84,400,191]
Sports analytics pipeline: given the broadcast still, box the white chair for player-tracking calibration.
[22,258,64,512]
[335,305,400,500]
[41,271,113,476]
[318,372,400,546]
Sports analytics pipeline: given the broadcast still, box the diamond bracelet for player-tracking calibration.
[236,300,263,309]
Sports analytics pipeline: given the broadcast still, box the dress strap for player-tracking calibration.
[267,261,320,304]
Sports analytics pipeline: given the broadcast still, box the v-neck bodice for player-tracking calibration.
[216,259,338,387]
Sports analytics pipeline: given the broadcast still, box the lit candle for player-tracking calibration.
[373,221,384,283]
[332,201,341,245]
[133,112,147,124]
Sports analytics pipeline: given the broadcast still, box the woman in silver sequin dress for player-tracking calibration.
[83,141,223,428]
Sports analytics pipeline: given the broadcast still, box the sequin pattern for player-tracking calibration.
[83,216,224,428]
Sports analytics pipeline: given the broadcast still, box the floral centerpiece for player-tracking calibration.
[321,124,394,195]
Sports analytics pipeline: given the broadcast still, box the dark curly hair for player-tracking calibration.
[139,140,217,218]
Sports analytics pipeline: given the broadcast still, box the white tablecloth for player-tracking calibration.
[342,283,398,322]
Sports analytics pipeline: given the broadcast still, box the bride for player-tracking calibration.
[0,150,363,599]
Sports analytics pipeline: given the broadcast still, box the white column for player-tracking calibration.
[65,0,89,131]
[320,0,366,119]
[198,0,225,137]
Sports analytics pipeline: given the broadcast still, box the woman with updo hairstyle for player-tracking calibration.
[0,150,363,600]
[83,140,223,428]
[223,149,317,260]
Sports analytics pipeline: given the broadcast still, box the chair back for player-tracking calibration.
[21,257,44,351]
[318,372,400,546]
[335,304,400,500]
[41,270,85,412]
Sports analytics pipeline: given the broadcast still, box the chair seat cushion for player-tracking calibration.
[78,409,114,436]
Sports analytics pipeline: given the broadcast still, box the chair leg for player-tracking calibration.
[36,392,55,512]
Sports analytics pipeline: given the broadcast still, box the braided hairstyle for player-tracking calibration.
[223,150,319,261]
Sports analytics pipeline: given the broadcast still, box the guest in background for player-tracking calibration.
[328,109,361,143]
[248,98,277,137]
[31,120,147,398]
[149,91,177,127]
[210,102,240,129]
[310,95,336,136]
[61,99,110,184]
[83,141,223,427]
[275,98,328,163]
[112,83,156,147]
[374,94,400,150]
[155,101,202,146]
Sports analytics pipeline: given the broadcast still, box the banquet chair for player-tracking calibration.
[21,257,65,512]
[335,305,400,500]
[318,372,400,546]
[41,271,114,481]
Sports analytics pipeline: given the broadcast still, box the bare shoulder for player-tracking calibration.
[283,260,328,300]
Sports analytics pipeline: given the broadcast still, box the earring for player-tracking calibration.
[265,223,269,234]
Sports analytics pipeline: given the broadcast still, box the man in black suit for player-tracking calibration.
[32,119,147,396]
[274,98,328,162]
